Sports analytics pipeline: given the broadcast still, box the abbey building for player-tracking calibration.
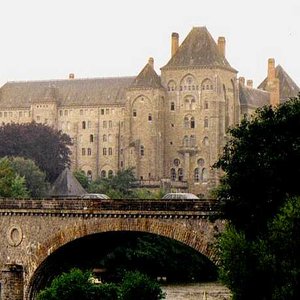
[0,27,299,196]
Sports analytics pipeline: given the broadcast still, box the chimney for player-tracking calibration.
[148,57,154,68]
[69,73,75,79]
[218,37,226,57]
[171,32,179,57]
[246,80,253,88]
[268,58,275,81]
[239,77,245,86]
[266,58,279,106]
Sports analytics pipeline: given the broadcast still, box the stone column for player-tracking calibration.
[1,264,24,300]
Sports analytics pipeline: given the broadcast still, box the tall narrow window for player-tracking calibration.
[90,134,94,143]
[184,116,189,128]
[108,147,112,155]
[109,120,112,128]
[87,170,92,182]
[82,121,86,129]
[87,121,91,128]
[178,168,184,181]
[170,168,176,181]
[204,117,209,128]
[140,145,144,156]
[87,148,92,156]
[133,109,137,117]
[103,121,107,128]
[148,114,152,121]
[103,134,107,142]
[170,102,175,111]
[103,148,107,155]
[194,168,200,182]
[82,148,86,156]
[191,117,195,128]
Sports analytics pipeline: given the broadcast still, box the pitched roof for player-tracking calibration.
[162,27,236,72]
[48,168,86,197]
[129,63,163,89]
[0,76,134,109]
[258,65,300,102]
[239,84,270,107]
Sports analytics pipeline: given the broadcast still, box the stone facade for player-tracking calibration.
[0,26,299,196]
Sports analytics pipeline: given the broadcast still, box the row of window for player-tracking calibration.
[82,169,114,181]
[132,110,153,121]
[170,168,208,182]
[81,120,116,129]
[168,78,214,92]
[59,108,123,117]
[170,100,209,111]
[0,111,31,118]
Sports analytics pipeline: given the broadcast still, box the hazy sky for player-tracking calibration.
[0,0,299,88]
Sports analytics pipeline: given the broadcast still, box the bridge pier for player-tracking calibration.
[1,264,24,300]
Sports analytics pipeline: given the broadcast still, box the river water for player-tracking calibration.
[161,282,231,300]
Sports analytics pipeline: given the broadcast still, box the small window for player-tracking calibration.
[170,102,175,111]
[140,145,144,156]
[82,121,86,129]
[80,109,83,115]
[170,168,176,181]
[204,117,209,128]
[194,168,200,182]
[148,114,152,121]
[204,101,209,109]
[108,147,112,155]
[191,117,195,128]
[87,148,92,156]
[178,168,184,181]
[101,109,104,115]
[90,134,94,143]
[87,170,92,182]
[103,148,107,155]
[106,109,109,114]
[87,121,91,129]
[197,158,205,167]
[133,109,137,117]
[103,134,107,142]
[109,120,112,128]
[59,110,63,116]
[64,110,68,116]
[103,121,107,128]
[101,170,106,178]
[120,161,124,168]
[82,148,86,156]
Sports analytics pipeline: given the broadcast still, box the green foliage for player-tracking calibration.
[36,268,119,300]
[0,122,72,182]
[217,197,300,300]
[120,271,165,300]
[73,170,89,189]
[36,268,164,300]
[214,95,300,236]
[11,175,30,198]
[10,157,49,198]
[87,168,136,199]
[0,157,15,197]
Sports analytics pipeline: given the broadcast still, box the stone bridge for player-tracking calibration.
[0,198,223,300]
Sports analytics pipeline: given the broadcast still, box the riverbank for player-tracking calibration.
[161,282,231,300]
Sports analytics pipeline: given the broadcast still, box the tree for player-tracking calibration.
[10,157,49,198]
[0,157,15,197]
[36,268,119,300]
[73,170,89,190]
[11,175,30,198]
[0,122,72,182]
[120,271,165,300]
[214,95,300,236]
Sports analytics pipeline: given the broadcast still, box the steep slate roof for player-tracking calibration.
[49,168,86,197]
[162,27,236,72]
[129,63,163,89]
[258,65,300,102]
[0,76,134,109]
[239,84,270,107]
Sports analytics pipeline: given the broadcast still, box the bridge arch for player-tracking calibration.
[26,216,222,299]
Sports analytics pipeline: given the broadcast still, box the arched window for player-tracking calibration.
[103,134,107,142]
[87,170,92,182]
[167,80,176,91]
[203,137,209,146]
[90,134,94,143]
[204,117,209,128]
[183,136,189,147]
[170,168,176,181]
[140,145,144,156]
[174,158,180,166]
[201,78,213,91]
[197,158,205,167]
[82,121,86,129]
[108,170,113,178]
[202,168,208,182]
[191,98,196,110]
[101,170,106,178]
[87,148,92,156]
[178,168,184,181]
[190,135,196,146]
[194,168,200,182]
[190,117,195,128]
[185,99,190,110]
[184,116,189,128]
[204,101,209,109]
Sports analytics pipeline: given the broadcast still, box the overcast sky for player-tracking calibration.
[0,0,299,88]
